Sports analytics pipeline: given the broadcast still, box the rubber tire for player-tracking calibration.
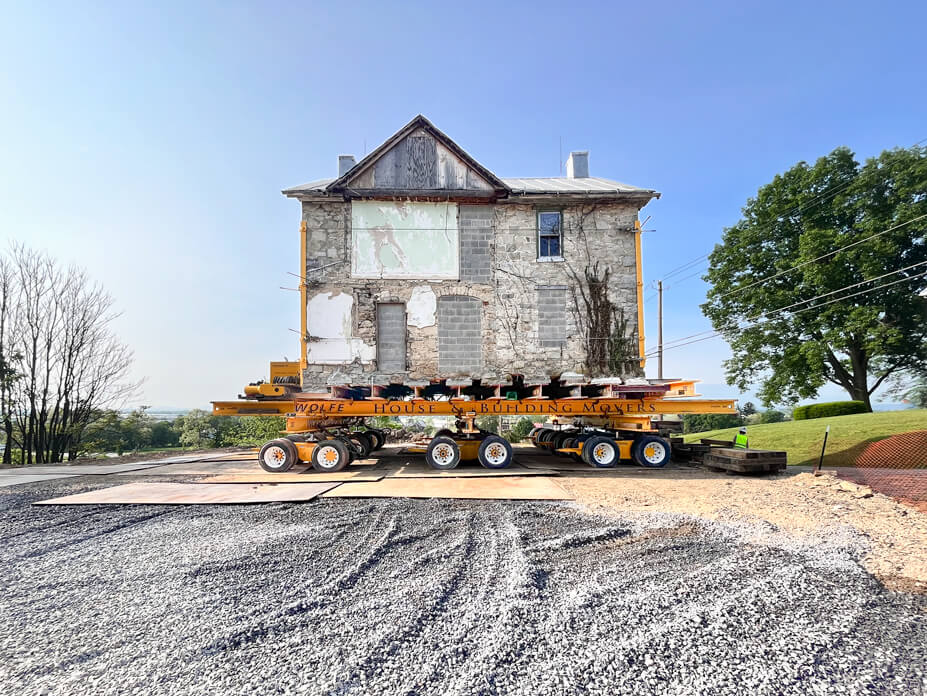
[364,429,385,451]
[571,434,593,463]
[346,432,373,458]
[311,439,350,472]
[259,438,298,473]
[478,435,514,469]
[632,435,671,468]
[434,428,455,439]
[426,435,461,470]
[582,436,619,468]
[551,431,573,456]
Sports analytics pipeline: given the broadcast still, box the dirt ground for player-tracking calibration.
[558,466,927,594]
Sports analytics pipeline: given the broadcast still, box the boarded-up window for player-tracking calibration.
[351,201,459,279]
[438,296,481,373]
[377,303,406,372]
[459,205,492,283]
[537,286,567,347]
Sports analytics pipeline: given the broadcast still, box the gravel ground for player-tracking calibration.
[1,477,926,696]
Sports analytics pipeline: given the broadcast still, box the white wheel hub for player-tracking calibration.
[592,442,616,465]
[484,443,508,466]
[432,443,455,466]
[642,442,666,465]
[317,445,340,468]
[263,445,287,469]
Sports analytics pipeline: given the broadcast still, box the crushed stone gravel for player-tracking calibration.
[0,477,925,696]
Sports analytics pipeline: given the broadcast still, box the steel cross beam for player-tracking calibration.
[212,397,736,418]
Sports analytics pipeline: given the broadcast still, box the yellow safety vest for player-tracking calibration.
[734,433,748,449]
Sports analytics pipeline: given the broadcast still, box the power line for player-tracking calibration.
[713,213,927,301]
[643,269,927,358]
[647,260,927,354]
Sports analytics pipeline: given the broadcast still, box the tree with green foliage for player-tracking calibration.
[740,402,756,416]
[758,409,786,424]
[682,412,744,434]
[504,417,535,443]
[703,146,927,411]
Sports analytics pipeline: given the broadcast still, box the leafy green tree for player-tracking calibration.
[758,409,786,424]
[887,373,927,408]
[475,415,499,433]
[175,409,224,448]
[740,402,756,416]
[504,417,535,443]
[703,146,927,411]
[682,413,744,434]
[218,417,286,446]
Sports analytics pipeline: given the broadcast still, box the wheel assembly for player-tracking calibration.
[478,435,513,469]
[426,435,461,470]
[258,438,298,473]
[632,435,670,468]
[582,436,618,468]
[311,439,350,472]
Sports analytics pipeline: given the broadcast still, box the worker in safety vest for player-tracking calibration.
[734,427,748,449]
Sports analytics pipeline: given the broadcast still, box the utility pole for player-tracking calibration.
[657,280,664,379]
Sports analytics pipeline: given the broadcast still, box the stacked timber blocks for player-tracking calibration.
[702,448,787,474]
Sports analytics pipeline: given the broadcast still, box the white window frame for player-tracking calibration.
[537,210,564,261]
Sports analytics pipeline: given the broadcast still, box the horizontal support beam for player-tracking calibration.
[211,397,736,418]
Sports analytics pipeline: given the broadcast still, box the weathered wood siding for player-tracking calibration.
[349,129,493,191]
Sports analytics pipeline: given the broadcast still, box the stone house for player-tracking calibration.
[283,115,659,391]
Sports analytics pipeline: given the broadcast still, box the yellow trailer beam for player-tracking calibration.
[212,397,735,418]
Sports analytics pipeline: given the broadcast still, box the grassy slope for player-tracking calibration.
[682,409,927,466]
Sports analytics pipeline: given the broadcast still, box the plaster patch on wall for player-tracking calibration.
[307,291,375,364]
[351,201,459,279]
[407,285,437,327]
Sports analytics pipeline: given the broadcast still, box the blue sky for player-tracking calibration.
[2,0,925,408]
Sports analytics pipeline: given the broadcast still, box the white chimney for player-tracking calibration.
[338,155,356,177]
[566,151,589,178]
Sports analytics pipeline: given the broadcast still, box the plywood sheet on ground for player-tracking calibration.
[386,464,557,478]
[35,481,340,505]
[321,477,572,500]
[118,463,312,476]
[199,472,383,483]
[0,474,80,487]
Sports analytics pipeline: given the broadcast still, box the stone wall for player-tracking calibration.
[299,198,642,388]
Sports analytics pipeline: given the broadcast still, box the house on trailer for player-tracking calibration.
[283,115,659,393]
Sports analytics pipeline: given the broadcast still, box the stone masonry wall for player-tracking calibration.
[299,198,642,388]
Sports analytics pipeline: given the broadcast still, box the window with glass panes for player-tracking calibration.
[537,211,562,259]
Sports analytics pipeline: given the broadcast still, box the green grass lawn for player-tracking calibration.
[682,409,927,466]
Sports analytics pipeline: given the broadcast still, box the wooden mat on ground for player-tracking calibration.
[321,476,572,500]
[35,481,340,505]
[199,472,383,483]
[386,464,557,478]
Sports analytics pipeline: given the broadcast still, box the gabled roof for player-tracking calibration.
[324,114,509,194]
[282,115,660,201]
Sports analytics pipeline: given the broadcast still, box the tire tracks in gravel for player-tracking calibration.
[198,505,413,656]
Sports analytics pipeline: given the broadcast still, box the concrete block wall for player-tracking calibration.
[537,286,568,348]
[437,295,482,374]
[458,205,492,284]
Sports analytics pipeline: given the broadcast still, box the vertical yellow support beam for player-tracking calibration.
[299,220,308,378]
[634,221,646,369]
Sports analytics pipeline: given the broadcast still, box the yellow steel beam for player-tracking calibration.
[212,401,295,416]
[634,221,646,369]
[299,220,308,376]
[213,397,736,419]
